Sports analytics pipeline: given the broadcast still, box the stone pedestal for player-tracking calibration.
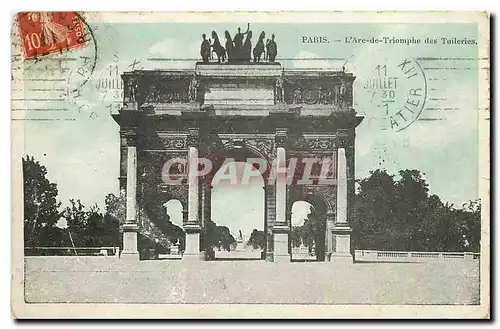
[183,224,203,261]
[121,223,139,261]
[272,225,290,263]
[325,215,335,260]
[330,225,353,263]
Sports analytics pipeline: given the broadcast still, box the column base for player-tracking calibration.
[121,224,139,261]
[182,251,206,262]
[183,223,204,261]
[328,252,354,265]
[332,225,352,253]
[120,251,140,262]
[272,224,290,263]
[273,254,291,263]
[265,251,274,262]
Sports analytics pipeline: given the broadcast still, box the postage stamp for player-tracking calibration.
[17,12,88,60]
[11,12,490,319]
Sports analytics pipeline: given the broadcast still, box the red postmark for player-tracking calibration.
[17,12,87,60]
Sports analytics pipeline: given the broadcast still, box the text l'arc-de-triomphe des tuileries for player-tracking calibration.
[112,39,364,263]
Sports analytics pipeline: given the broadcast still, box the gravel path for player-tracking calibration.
[24,257,480,305]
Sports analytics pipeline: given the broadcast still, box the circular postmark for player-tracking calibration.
[353,56,427,132]
[66,12,98,95]
[64,13,100,119]
[13,12,99,120]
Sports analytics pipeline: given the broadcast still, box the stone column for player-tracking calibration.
[272,129,290,262]
[200,182,212,258]
[264,185,275,262]
[325,212,335,261]
[263,185,268,261]
[121,135,139,261]
[183,129,203,261]
[201,183,212,228]
[331,145,353,263]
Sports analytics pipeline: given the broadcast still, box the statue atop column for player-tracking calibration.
[188,78,199,102]
[275,77,284,103]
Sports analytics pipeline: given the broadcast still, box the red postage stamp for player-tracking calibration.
[17,12,87,60]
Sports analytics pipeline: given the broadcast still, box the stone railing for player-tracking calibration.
[354,250,480,262]
[25,246,120,257]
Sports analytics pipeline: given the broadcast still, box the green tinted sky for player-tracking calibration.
[19,21,480,235]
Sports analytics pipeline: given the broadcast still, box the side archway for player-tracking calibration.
[288,190,329,261]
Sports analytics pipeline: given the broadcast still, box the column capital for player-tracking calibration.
[336,130,349,149]
[184,222,202,233]
[187,128,200,147]
[122,223,139,232]
[272,222,290,233]
[275,128,289,148]
[126,135,138,147]
[120,129,138,147]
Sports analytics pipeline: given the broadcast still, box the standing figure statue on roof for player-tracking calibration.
[200,33,210,63]
[267,34,278,62]
[233,23,250,61]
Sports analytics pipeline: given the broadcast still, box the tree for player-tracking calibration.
[247,229,266,249]
[104,193,126,226]
[302,207,326,260]
[23,156,61,247]
[290,226,305,248]
[351,169,398,250]
[61,199,87,247]
[203,220,236,252]
[351,169,481,252]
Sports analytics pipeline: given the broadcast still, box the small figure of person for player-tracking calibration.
[200,33,210,63]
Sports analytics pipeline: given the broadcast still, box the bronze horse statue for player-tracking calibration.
[224,31,234,63]
[211,31,226,63]
[253,31,266,62]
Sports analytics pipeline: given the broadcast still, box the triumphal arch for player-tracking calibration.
[113,40,363,263]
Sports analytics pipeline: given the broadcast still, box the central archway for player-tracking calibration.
[207,155,267,260]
